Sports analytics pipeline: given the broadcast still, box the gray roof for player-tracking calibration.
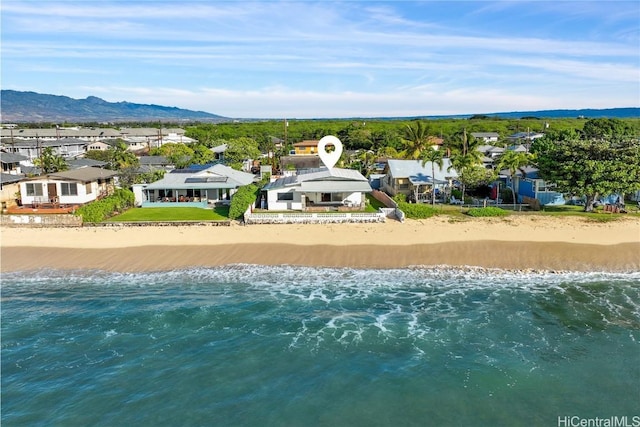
[507,144,528,152]
[471,132,500,138]
[0,173,26,185]
[508,131,544,139]
[386,159,458,182]
[264,167,371,192]
[144,164,254,190]
[211,144,227,154]
[0,152,28,163]
[0,127,185,139]
[45,167,118,182]
[67,158,108,168]
[139,155,170,165]
[1,137,87,148]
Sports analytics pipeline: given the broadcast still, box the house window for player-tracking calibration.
[186,189,201,198]
[277,192,294,201]
[60,183,78,196]
[26,183,43,196]
[86,183,92,194]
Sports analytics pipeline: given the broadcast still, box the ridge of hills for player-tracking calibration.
[1,90,638,123]
[0,90,228,123]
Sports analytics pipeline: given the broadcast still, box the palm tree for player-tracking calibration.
[445,129,483,203]
[445,128,483,158]
[33,147,68,174]
[420,147,445,206]
[357,149,377,176]
[401,121,433,160]
[495,150,534,208]
[111,141,139,170]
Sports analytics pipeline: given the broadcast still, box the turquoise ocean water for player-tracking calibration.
[2,266,639,426]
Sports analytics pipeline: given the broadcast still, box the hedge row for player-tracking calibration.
[397,202,438,219]
[228,184,259,220]
[75,189,135,223]
[466,207,510,217]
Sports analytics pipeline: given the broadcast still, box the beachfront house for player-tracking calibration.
[18,166,118,208]
[381,159,458,203]
[261,167,372,211]
[499,166,565,206]
[1,173,26,209]
[135,164,255,208]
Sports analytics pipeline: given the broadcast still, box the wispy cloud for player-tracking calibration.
[2,1,638,117]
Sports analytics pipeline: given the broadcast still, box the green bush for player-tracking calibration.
[75,189,135,223]
[451,189,462,199]
[392,193,407,204]
[228,184,258,220]
[466,207,509,217]
[397,202,438,219]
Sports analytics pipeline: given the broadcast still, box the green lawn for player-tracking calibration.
[365,194,386,212]
[108,206,230,222]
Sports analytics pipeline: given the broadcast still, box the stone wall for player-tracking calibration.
[1,214,82,227]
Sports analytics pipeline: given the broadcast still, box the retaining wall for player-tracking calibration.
[245,212,386,225]
[1,214,82,227]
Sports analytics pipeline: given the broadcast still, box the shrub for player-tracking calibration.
[392,193,407,204]
[397,202,438,219]
[228,184,258,220]
[466,207,509,217]
[75,189,135,223]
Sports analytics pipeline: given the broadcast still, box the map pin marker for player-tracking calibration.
[318,135,343,170]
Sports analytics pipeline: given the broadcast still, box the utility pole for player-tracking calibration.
[284,118,288,147]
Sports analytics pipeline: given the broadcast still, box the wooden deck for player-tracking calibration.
[4,204,79,214]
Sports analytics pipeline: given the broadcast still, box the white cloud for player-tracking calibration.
[2,1,638,118]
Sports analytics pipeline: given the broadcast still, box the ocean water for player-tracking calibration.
[1,266,639,427]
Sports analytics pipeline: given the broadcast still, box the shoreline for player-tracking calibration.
[2,216,639,273]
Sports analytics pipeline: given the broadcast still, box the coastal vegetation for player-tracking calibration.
[532,128,640,212]
[466,207,510,217]
[75,189,135,223]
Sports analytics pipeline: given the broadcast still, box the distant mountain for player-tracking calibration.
[0,90,229,123]
[1,90,637,123]
[459,108,640,120]
[376,107,639,121]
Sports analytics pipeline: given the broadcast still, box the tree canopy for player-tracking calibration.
[532,133,640,211]
[34,147,68,174]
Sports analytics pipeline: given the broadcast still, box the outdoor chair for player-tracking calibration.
[450,196,463,205]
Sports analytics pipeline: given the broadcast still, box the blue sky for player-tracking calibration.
[2,1,639,118]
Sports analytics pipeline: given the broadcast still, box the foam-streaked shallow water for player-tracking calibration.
[2,266,639,426]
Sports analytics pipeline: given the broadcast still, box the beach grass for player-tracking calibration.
[108,206,230,222]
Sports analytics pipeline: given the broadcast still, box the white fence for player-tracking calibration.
[245,211,386,224]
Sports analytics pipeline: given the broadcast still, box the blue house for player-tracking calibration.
[500,166,565,206]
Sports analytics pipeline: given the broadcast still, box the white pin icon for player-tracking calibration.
[317,135,343,170]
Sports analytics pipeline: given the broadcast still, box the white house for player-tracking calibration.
[262,167,372,211]
[137,164,255,208]
[19,167,118,207]
[471,132,500,143]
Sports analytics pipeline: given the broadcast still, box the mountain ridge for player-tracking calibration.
[1,90,638,123]
[0,90,228,123]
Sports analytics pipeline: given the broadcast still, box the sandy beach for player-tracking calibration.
[1,216,639,272]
